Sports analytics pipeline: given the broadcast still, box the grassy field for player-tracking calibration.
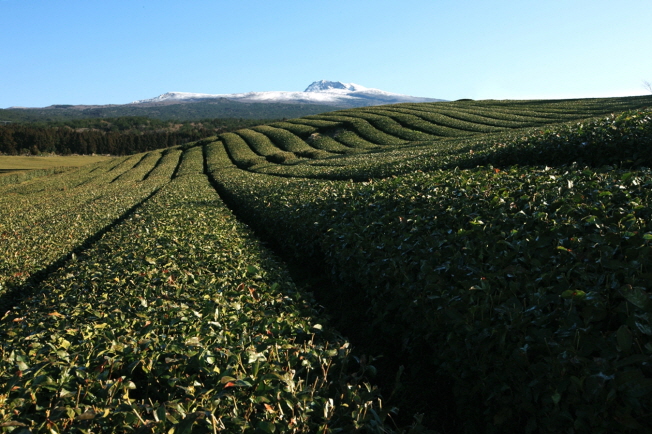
[1,95,652,433]
[0,155,112,175]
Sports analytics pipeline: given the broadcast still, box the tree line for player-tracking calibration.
[0,117,275,155]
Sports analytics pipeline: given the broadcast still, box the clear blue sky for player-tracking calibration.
[1,0,651,108]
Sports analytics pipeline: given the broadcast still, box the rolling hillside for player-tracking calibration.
[1,94,652,433]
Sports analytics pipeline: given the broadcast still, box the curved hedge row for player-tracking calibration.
[307,115,406,146]
[267,121,317,138]
[209,96,652,183]
[250,125,332,159]
[220,132,268,169]
[338,110,438,141]
[368,107,505,134]
[204,140,237,171]
[235,129,297,164]
[241,109,652,181]
[389,106,533,129]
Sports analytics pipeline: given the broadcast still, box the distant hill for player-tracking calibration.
[0,80,445,124]
[0,100,344,124]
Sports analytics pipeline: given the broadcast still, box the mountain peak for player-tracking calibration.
[304,80,360,92]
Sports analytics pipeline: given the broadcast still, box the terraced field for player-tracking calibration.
[217,95,652,180]
[2,95,652,433]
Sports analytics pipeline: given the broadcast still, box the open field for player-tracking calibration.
[1,95,652,433]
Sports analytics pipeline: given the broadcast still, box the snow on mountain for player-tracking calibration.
[131,81,444,107]
[135,92,221,103]
[303,80,367,92]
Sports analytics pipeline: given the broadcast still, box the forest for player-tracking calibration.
[0,117,275,155]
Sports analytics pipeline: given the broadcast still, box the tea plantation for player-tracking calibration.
[1,95,652,433]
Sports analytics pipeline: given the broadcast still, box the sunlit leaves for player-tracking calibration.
[0,160,388,432]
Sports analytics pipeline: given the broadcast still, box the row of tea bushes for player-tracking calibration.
[0,169,403,433]
[359,108,503,135]
[333,111,438,141]
[429,96,652,119]
[204,140,237,171]
[208,161,652,433]
[75,154,148,187]
[280,119,380,150]
[351,109,652,179]
[265,122,317,138]
[263,122,356,154]
[250,126,331,159]
[198,97,652,183]
[302,115,407,146]
[174,146,204,178]
[235,130,298,164]
[259,109,652,181]
[0,150,180,297]
[221,132,269,169]
[111,150,164,183]
[316,166,652,433]
[388,106,533,129]
[205,105,651,183]
[202,106,652,184]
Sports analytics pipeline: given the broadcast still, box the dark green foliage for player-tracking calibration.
[315,167,652,433]
[209,163,652,433]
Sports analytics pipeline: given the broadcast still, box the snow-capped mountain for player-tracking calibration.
[304,80,365,92]
[131,81,444,107]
